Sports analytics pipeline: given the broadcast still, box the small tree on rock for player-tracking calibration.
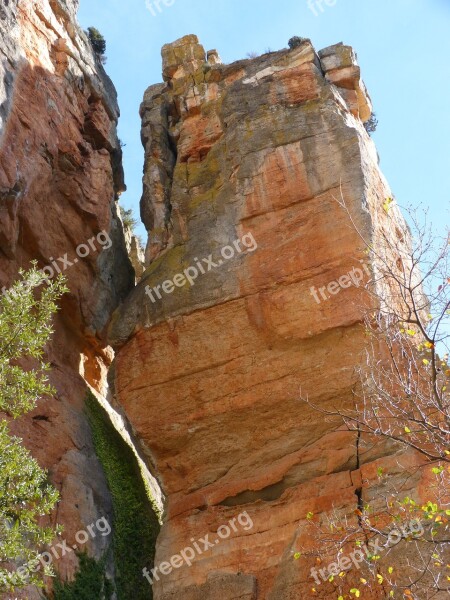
[288,36,307,50]
[0,266,67,593]
[364,112,379,134]
[88,27,106,56]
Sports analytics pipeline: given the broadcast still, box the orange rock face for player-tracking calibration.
[0,0,134,595]
[110,36,431,599]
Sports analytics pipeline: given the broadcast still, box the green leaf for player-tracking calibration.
[0,266,66,593]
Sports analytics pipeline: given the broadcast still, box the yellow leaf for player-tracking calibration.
[383,197,394,213]
[405,426,411,434]
[423,359,430,365]
[388,566,394,574]
[377,574,384,584]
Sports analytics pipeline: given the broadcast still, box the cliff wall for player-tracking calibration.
[109,36,424,599]
[0,0,135,595]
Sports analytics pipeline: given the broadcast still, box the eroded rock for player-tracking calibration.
[109,36,418,599]
[0,0,134,595]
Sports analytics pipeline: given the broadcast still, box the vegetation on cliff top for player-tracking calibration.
[87,27,106,55]
[364,112,379,134]
[87,27,107,63]
[288,36,308,49]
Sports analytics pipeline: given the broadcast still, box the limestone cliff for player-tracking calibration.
[109,36,426,599]
[0,0,135,596]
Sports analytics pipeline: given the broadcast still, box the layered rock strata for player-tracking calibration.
[110,36,420,599]
[0,0,134,595]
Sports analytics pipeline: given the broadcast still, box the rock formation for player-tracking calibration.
[0,0,135,595]
[0,3,433,595]
[109,35,427,599]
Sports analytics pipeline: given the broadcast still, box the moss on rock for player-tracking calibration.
[85,392,160,600]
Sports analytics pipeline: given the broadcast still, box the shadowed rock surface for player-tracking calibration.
[0,0,134,596]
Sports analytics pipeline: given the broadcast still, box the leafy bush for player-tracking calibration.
[85,393,160,600]
[288,36,307,50]
[0,266,67,593]
[88,27,106,56]
[364,112,379,134]
[119,206,138,231]
[51,553,113,600]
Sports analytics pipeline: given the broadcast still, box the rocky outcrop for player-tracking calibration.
[109,36,424,599]
[0,0,135,595]
[123,223,145,281]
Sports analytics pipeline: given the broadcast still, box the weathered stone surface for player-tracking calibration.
[126,230,146,281]
[108,36,423,599]
[319,42,373,121]
[0,0,134,596]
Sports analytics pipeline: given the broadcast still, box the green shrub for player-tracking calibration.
[88,27,106,56]
[85,393,160,600]
[364,113,379,134]
[119,206,138,231]
[288,36,307,50]
[51,553,113,600]
[0,266,67,594]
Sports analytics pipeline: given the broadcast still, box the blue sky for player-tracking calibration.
[78,0,450,240]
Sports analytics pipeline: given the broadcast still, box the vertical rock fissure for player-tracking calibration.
[355,423,365,523]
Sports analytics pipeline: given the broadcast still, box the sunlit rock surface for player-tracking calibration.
[110,36,424,599]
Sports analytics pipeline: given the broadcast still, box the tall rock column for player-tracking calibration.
[110,36,416,599]
[0,0,134,594]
